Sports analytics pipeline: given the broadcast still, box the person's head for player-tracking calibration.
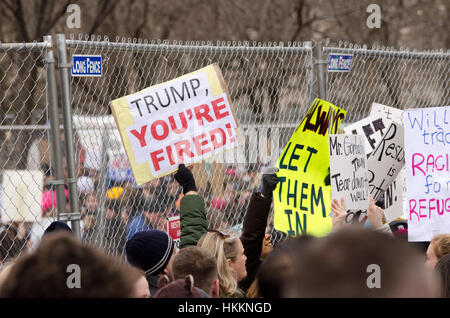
[154,275,202,298]
[0,262,14,289]
[125,230,176,279]
[0,225,23,262]
[129,266,151,298]
[84,193,98,212]
[43,221,72,237]
[105,199,120,219]
[434,254,450,298]
[0,232,134,297]
[426,234,450,270]
[172,246,219,297]
[258,235,315,298]
[140,199,163,228]
[42,207,57,218]
[285,228,439,298]
[197,230,246,297]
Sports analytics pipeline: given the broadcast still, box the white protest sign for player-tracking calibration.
[111,64,242,185]
[367,122,405,201]
[344,116,392,154]
[2,170,43,222]
[369,103,408,221]
[329,134,369,210]
[370,103,404,125]
[404,106,450,242]
[383,167,408,223]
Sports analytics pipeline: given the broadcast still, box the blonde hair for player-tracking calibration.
[431,234,450,259]
[197,231,241,298]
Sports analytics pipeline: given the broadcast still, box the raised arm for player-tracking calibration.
[239,167,278,292]
[175,164,208,249]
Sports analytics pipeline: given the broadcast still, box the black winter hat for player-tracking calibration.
[43,221,72,236]
[125,230,174,276]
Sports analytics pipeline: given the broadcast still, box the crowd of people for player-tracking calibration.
[0,163,449,298]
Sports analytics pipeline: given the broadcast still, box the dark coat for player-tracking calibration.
[238,192,272,292]
[179,194,208,249]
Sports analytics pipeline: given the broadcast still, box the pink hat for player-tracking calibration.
[42,189,69,215]
[225,168,237,176]
[211,198,226,211]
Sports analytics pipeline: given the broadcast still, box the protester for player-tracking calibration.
[175,163,279,297]
[197,231,246,298]
[104,199,126,258]
[174,164,243,297]
[425,234,450,270]
[239,167,278,292]
[81,192,98,244]
[284,228,439,297]
[0,223,27,262]
[171,246,219,297]
[0,231,134,297]
[434,254,450,298]
[125,197,164,241]
[125,229,176,296]
[256,235,315,298]
[129,266,151,298]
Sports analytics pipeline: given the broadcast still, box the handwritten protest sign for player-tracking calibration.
[404,106,450,242]
[367,122,405,201]
[111,64,241,185]
[384,167,408,222]
[329,134,369,211]
[369,103,408,222]
[274,99,346,237]
[344,116,392,154]
[1,170,43,222]
[370,103,404,125]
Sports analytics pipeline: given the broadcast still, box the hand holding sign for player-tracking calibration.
[330,198,347,231]
[367,195,386,229]
[261,167,279,201]
[174,164,197,194]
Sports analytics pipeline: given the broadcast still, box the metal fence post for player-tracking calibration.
[43,35,66,219]
[314,41,328,100]
[55,33,81,239]
[96,130,108,248]
[304,41,315,105]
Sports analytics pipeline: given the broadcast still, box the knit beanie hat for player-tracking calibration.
[154,275,202,298]
[125,230,175,276]
[43,221,72,236]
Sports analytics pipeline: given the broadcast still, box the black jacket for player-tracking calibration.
[238,192,272,292]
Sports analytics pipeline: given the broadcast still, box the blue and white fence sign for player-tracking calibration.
[72,55,102,77]
[327,53,353,72]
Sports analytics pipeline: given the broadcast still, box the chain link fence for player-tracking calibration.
[324,41,449,123]
[0,35,449,263]
[66,36,313,259]
[0,42,55,262]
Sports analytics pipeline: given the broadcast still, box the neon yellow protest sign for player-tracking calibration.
[274,99,347,237]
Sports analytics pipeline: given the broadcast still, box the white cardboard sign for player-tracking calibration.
[329,134,369,210]
[370,103,404,125]
[344,116,392,154]
[404,106,450,242]
[2,170,44,222]
[367,122,405,201]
